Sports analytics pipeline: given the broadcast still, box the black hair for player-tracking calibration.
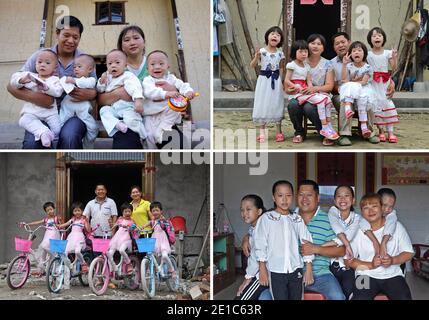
[117,25,146,52]
[367,27,387,48]
[360,193,382,208]
[377,188,397,201]
[334,185,355,212]
[272,180,294,196]
[331,32,350,45]
[264,26,284,48]
[71,201,84,211]
[150,201,163,211]
[147,50,169,60]
[348,41,368,62]
[130,185,142,193]
[290,40,308,60]
[120,202,133,213]
[298,180,319,194]
[307,34,327,50]
[43,201,55,211]
[56,16,84,35]
[95,183,106,190]
[241,194,266,213]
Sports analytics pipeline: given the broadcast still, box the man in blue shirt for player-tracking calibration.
[297,180,346,300]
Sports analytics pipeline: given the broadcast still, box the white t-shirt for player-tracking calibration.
[350,221,414,279]
[286,61,311,81]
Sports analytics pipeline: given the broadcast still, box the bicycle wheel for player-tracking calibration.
[166,255,180,292]
[141,256,156,298]
[47,257,65,293]
[124,255,140,290]
[88,255,109,296]
[78,252,93,287]
[6,255,30,289]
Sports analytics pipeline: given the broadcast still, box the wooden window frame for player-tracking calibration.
[94,1,128,26]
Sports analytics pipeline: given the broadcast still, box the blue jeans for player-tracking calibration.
[112,130,143,149]
[258,288,273,300]
[305,272,346,300]
[22,117,86,149]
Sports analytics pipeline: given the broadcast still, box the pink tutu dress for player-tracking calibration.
[109,217,133,252]
[65,217,86,254]
[151,219,171,255]
[39,216,61,252]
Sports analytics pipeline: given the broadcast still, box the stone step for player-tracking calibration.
[214,91,429,110]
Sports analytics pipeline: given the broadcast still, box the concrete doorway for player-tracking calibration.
[293,0,341,59]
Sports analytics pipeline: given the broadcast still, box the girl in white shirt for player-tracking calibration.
[235,194,269,300]
[254,180,314,300]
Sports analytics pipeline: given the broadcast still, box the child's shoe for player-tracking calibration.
[256,135,265,143]
[379,133,387,142]
[388,134,398,143]
[320,126,339,141]
[361,128,372,139]
[275,133,285,142]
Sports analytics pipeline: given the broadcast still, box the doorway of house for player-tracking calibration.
[293,0,341,59]
[67,164,143,219]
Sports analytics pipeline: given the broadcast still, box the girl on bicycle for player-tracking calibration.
[58,201,91,273]
[106,203,136,274]
[141,201,176,278]
[20,201,61,276]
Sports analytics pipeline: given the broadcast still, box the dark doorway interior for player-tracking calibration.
[68,164,143,219]
[293,0,341,59]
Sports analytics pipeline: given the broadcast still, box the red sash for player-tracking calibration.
[291,79,308,88]
[373,72,390,83]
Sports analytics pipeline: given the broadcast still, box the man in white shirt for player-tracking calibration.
[330,32,384,146]
[83,183,118,237]
[345,193,414,300]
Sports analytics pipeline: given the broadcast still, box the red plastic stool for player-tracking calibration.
[304,292,326,300]
[374,294,389,300]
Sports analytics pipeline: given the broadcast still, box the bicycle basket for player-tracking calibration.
[92,238,110,253]
[15,237,32,253]
[49,239,68,253]
[136,238,156,253]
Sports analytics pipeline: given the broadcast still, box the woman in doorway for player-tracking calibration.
[129,185,152,233]
[286,34,335,146]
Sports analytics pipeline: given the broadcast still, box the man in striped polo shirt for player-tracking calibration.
[297,180,346,300]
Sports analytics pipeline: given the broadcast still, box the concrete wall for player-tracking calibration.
[213,152,429,250]
[218,0,415,82]
[0,0,210,123]
[0,153,210,265]
[0,153,56,264]
[0,154,7,263]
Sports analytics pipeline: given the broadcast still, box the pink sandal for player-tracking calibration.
[292,135,303,143]
[256,135,265,143]
[275,133,285,142]
[361,128,372,139]
[379,133,387,142]
[388,134,398,143]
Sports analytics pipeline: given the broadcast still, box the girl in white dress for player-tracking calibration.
[340,41,374,138]
[285,40,339,141]
[366,27,398,143]
[251,26,286,143]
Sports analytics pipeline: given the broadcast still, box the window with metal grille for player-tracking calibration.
[95,1,126,25]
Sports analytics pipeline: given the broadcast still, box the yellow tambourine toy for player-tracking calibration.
[168,92,200,112]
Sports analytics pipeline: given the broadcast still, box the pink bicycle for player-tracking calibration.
[6,223,49,289]
[88,227,140,295]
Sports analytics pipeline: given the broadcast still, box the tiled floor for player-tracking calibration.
[214,272,429,300]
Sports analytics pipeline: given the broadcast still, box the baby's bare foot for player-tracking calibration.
[115,121,128,133]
